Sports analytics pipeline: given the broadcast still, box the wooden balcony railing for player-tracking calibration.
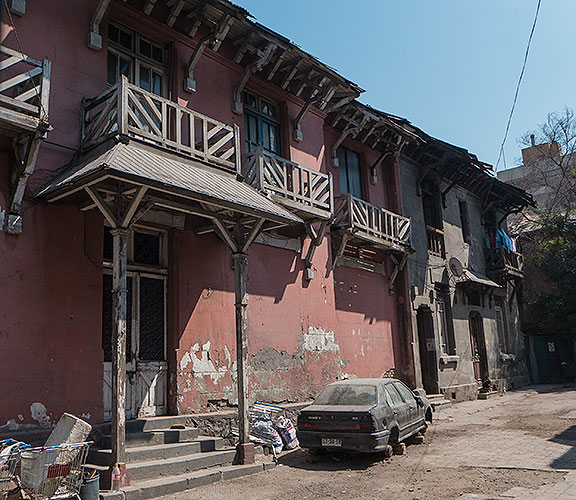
[486,247,524,277]
[81,76,240,173]
[333,194,411,251]
[242,148,333,219]
[0,45,51,130]
[426,226,445,257]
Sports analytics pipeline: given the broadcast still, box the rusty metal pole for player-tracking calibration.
[232,251,254,464]
[110,228,128,468]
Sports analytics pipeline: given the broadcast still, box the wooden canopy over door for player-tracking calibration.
[39,138,302,467]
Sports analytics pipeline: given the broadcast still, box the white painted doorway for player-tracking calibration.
[102,229,168,420]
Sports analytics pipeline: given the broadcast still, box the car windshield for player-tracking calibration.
[314,384,377,405]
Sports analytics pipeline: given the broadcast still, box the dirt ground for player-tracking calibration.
[163,385,576,500]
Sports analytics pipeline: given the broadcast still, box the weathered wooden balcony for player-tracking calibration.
[486,247,524,278]
[426,226,445,257]
[333,194,411,252]
[0,45,51,134]
[242,149,333,220]
[82,76,240,173]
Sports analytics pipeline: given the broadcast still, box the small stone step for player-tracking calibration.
[99,462,275,500]
[478,391,500,400]
[100,428,199,448]
[89,441,202,466]
[426,394,452,409]
[124,449,237,481]
[125,416,191,433]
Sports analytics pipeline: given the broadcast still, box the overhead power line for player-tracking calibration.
[495,0,542,171]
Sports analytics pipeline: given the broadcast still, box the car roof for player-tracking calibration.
[324,378,402,387]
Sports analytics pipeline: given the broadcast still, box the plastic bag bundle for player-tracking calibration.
[249,420,283,454]
[274,417,299,450]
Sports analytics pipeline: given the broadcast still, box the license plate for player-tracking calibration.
[321,438,342,447]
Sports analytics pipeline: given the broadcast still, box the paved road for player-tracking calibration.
[162,384,576,500]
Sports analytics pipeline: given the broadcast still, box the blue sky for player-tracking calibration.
[239,1,573,171]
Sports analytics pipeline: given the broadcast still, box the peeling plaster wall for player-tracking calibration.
[174,221,401,413]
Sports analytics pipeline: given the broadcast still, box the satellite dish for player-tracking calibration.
[448,257,464,277]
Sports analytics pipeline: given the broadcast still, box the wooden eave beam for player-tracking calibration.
[166,0,186,27]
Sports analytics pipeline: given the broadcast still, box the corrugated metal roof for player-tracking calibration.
[39,139,303,225]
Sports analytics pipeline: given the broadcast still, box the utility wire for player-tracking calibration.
[495,0,542,171]
[2,0,50,120]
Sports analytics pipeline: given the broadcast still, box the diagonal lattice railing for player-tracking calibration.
[82,76,240,173]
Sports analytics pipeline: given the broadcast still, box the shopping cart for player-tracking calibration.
[20,441,93,500]
[0,439,29,500]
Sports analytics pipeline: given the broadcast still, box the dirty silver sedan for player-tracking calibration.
[296,378,432,455]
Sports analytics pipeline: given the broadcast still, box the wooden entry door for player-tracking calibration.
[103,273,167,420]
[469,312,489,386]
[417,307,439,394]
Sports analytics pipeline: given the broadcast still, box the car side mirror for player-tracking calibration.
[415,396,424,407]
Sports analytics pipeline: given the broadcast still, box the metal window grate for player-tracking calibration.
[138,277,165,361]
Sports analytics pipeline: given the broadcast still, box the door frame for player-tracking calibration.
[416,306,439,395]
[469,311,489,386]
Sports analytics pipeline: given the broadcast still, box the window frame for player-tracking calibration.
[107,22,167,97]
[243,89,282,155]
[436,286,456,355]
[337,146,364,199]
[494,299,510,353]
[459,199,471,244]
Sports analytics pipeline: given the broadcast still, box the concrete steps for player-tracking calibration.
[426,393,453,409]
[100,462,276,500]
[92,416,272,500]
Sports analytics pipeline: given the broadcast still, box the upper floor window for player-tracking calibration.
[459,200,471,244]
[337,147,363,199]
[107,23,166,96]
[436,285,456,355]
[243,90,281,155]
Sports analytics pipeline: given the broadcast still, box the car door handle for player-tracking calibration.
[393,410,398,415]
[409,405,414,410]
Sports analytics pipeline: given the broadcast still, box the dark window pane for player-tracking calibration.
[139,66,151,92]
[109,24,119,44]
[133,232,160,266]
[107,53,117,86]
[139,277,165,361]
[102,274,133,362]
[244,112,259,152]
[346,149,362,199]
[338,147,362,199]
[152,45,163,63]
[103,227,113,261]
[384,384,403,406]
[151,71,162,96]
[119,56,132,81]
[119,29,133,50]
[140,39,151,58]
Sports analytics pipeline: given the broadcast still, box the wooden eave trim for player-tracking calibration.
[110,1,351,119]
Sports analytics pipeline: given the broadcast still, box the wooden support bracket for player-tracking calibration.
[184,14,233,92]
[293,80,334,142]
[331,123,363,167]
[388,254,408,294]
[232,43,276,114]
[303,220,328,279]
[6,128,48,234]
[333,232,350,269]
[88,0,111,50]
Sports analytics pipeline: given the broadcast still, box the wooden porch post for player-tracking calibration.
[110,228,128,466]
[232,251,253,462]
